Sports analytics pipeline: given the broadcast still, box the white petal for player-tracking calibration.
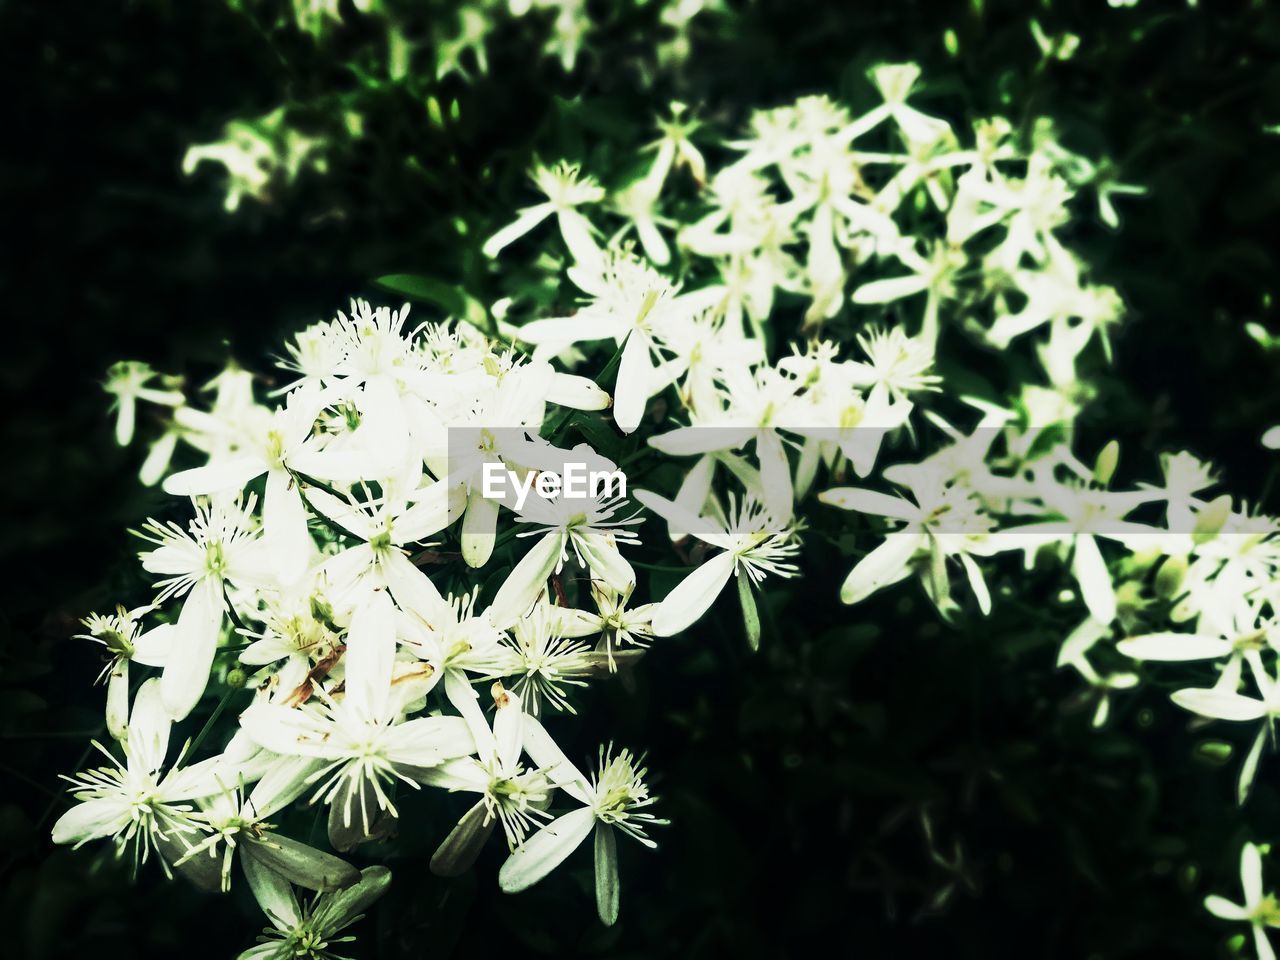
[649,427,754,456]
[1244,842,1265,906]
[651,551,736,637]
[358,377,410,476]
[443,669,493,760]
[518,313,615,349]
[756,430,793,522]
[520,714,591,804]
[1256,926,1277,960]
[51,798,131,847]
[613,331,654,435]
[493,688,524,772]
[1240,727,1268,807]
[1170,688,1267,722]
[1116,633,1232,662]
[105,660,129,742]
[958,553,992,615]
[394,479,461,545]
[381,551,448,627]
[162,457,265,496]
[139,431,178,486]
[840,532,923,605]
[287,446,371,487]
[161,579,223,720]
[818,486,917,520]
[482,204,554,258]
[239,704,337,759]
[114,394,136,447]
[131,623,173,667]
[306,488,376,541]
[386,716,477,768]
[489,531,566,629]
[1072,534,1116,625]
[264,470,313,586]
[128,677,172,775]
[850,274,930,304]
[1203,894,1249,921]
[547,373,611,411]
[344,589,396,723]
[461,488,499,568]
[557,209,602,272]
[499,806,596,893]
[634,488,720,546]
[249,757,326,820]
[573,531,635,593]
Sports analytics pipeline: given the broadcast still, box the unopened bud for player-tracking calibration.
[1154,554,1187,598]
[1192,494,1233,544]
[1093,440,1119,486]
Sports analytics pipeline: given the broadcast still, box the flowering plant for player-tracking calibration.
[36,5,1280,956]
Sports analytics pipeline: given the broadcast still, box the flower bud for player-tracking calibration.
[1154,554,1187,599]
[1192,494,1233,544]
[1093,440,1119,486]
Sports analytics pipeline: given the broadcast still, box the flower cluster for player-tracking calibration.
[66,302,667,956]
[68,60,1278,956]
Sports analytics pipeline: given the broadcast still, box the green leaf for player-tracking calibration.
[373,274,467,317]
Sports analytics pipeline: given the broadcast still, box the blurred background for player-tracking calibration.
[5,1,1280,956]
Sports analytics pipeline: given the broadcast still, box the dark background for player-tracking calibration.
[5,1,1280,957]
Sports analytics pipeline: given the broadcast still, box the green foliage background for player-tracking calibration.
[5,1,1280,956]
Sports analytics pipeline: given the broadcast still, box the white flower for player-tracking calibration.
[517,250,715,433]
[483,160,605,269]
[163,385,364,584]
[239,591,477,850]
[489,489,642,629]
[819,473,1006,612]
[52,678,227,872]
[138,496,267,719]
[499,741,667,926]
[636,490,800,639]
[502,599,594,715]
[1204,843,1280,960]
[104,361,184,447]
[75,605,171,740]
[420,683,553,874]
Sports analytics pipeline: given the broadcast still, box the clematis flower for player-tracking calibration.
[1204,843,1280,960]
[488,488,642,629]
[482,160,605,269]
[420,683,553,875]
[104,360,185,447]
[499,740,667,926]
[239,590,477,850]
[162,385,365,584]
[75,605,171,740]
[52,678,230,873]
[636,490,801,642]
[138,496,268,719]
